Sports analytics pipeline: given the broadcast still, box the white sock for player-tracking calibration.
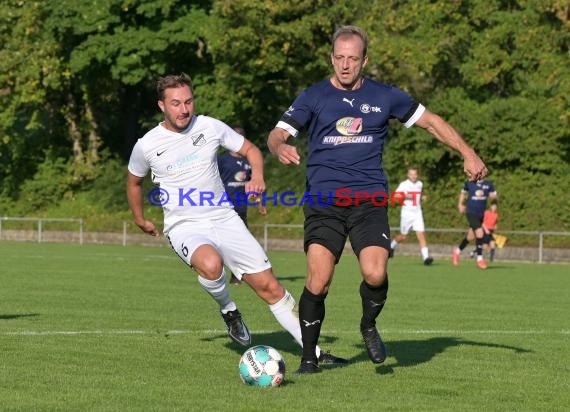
[269,290,322,358]
[421,247,429,260]
[197,270,236,314]
[390,240,398,249]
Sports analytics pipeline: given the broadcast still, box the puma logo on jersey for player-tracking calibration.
[302,319,321,327]
[343,98,355,107]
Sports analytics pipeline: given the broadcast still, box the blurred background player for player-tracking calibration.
[389,167,433,265]
[217,126,267,284]
[470,201,499,261]
[453,179,498,269]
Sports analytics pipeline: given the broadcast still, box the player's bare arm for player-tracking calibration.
[267,128,300,165]
[415,109,487,181]
[126,172,159,236]
[237,138,266,196]
[458,191,466,214]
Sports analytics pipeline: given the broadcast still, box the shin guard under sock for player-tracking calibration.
[298,287,327,362]
[360,278,389,331]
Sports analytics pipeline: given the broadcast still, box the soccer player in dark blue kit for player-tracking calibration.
[218,126,267,284]
[453,180,498,269]
[267,25,488,374]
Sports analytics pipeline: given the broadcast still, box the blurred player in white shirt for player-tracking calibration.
[390,167,433,265]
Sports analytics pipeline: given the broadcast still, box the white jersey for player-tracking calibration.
[128,115,244,233]
[395,179,423,214]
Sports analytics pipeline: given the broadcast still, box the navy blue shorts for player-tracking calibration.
[466,213,484,230]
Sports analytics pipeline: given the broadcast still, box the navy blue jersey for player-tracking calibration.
[463,180,497,216]
[277,78,423,195]
[217,153,252,216]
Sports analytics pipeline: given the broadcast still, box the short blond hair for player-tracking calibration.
[332,25,368,57]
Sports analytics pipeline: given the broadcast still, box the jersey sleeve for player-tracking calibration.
[489,181,497,195]
[462,181,469,193]
[275,88,314,138]
[395,181,406,193]
[387,86,425,128]
[212,118,244,153]
[127,140,150,177]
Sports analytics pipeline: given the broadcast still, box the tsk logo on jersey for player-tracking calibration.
[360,103,381,114]
[335,117,363,135]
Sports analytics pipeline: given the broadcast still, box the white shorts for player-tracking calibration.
[166,213,271,280]
[400,212,425,235]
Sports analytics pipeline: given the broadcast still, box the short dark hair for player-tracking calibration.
[332,25,368,57]
[157,73,193,100]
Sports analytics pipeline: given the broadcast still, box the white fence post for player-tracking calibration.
[538,232,544,264]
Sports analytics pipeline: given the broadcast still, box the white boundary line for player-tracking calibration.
[1,329,568,336]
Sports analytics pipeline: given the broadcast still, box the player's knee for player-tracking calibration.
[306,282,330,295]
[306,270,333,295]
[192,256,223,278]
[190,244,224,276]
[362,268,387,287]
[360,259,388,286]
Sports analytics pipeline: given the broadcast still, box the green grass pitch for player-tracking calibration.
[1,242,568,411]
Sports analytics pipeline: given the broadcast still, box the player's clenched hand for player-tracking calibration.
[138,220,159,236]
[463,152,488,182]
[277,144,301,166]
[245,177,266,201]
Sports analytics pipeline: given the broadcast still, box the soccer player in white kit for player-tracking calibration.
[390,167,434,265]
[126,73,346,364]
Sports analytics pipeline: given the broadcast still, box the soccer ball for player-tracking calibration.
[238,345,286,387]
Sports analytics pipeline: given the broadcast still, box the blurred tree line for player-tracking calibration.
[0,0,568,231]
